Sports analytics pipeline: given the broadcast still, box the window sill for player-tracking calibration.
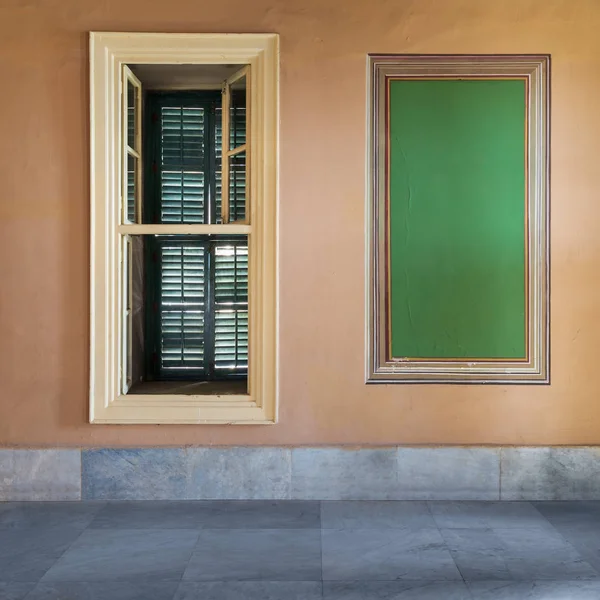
[90,390,273,424]
[129,380,247,396]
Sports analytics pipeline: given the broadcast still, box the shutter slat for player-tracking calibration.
[159,243,206,373]
[214,243,248,373]
[160,106,206,223]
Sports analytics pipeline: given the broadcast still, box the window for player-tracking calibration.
[142,91,248,384]
[90,33,278,423]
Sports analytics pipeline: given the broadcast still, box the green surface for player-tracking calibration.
[388,79,526,359]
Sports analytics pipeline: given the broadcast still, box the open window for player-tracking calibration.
[90,33,278,423]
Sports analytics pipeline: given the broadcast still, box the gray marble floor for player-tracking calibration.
[1,501,600,599]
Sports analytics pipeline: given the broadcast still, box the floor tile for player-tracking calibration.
[547,529,600,573]
[441,528,511,581]
[324,581,472,599]
[443,526,599,581]
[0,582,36,600]
[174,582,323,599]
[533,502,600,531]
[321,501,435,530]
[183,529,321,581]
[88,501,206,529]
[90,500,320,529]
[41,529,198,582]
[23,582,179,600]
[468,580,600,599]
[0,502,104,530]
[429,502,551,530]
[533,502,600,572]
[193,501,321,529]
[322,529,461,581]
[0,528,83,582]
[493,528,597,580]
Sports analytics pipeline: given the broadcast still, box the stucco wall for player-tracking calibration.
[1,0,599,446]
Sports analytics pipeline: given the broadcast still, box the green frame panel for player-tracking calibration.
[388,78,527,361]
[367,55,550,384]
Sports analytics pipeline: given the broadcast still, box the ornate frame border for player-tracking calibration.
[366,55,550,384]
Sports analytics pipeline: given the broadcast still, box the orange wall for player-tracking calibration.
[1,0,600,447]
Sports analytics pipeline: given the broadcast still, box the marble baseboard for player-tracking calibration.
[1,447,600,501]
[0,450,81,501]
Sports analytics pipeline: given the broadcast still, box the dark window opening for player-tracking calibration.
[138,91,248,384]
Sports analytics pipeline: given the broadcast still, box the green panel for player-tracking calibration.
[389,79,526,359]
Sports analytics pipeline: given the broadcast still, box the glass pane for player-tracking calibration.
[127,80,136,149]
[215,108,223,224]
[130,236,145,388]
[126,153,137,223]
[157,106,206,224]
[159,240,207,375]
[214,242,248,375]
[122,237,132,393]
[126,235,248,388]
[229,74,247,151]
[229,151,246,222]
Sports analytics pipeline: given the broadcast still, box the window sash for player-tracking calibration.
[221,65,250,225]
[147,236,249,381]
[122,66,143,224]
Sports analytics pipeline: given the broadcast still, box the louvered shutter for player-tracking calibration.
[214,242,248,374]
[159,242,207,375]
[148,91,249,381]
[159,106,206,223]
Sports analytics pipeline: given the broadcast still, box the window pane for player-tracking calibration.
[214,242,248,375]
[214,109,224,224]
[215,103,247,224]
[130,236,145,388]
[159,106,206,223]
[229,75,246,151]
[127,80,136,149]
[122,235,146,393]
[161,170,204,223]
[128,235,248,385]
[126,153,136,223]
[159,241,207,374]
[229,151,246,222]
[215,309,248,373]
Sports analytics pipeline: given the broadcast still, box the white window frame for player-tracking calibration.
[89,32,279,424]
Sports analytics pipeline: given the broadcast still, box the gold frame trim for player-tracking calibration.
[366,55,550,384]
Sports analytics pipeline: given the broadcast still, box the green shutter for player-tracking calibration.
[160,106,206,223]
[147,92,249,381]
[159,242,206,374]
[214,242,248,373]
[126,155,136,223]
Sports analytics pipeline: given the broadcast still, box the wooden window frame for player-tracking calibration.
[90,32,278,423]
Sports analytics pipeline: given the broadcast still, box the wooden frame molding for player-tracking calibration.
[90,32,279,423]
[366,55,550,384]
